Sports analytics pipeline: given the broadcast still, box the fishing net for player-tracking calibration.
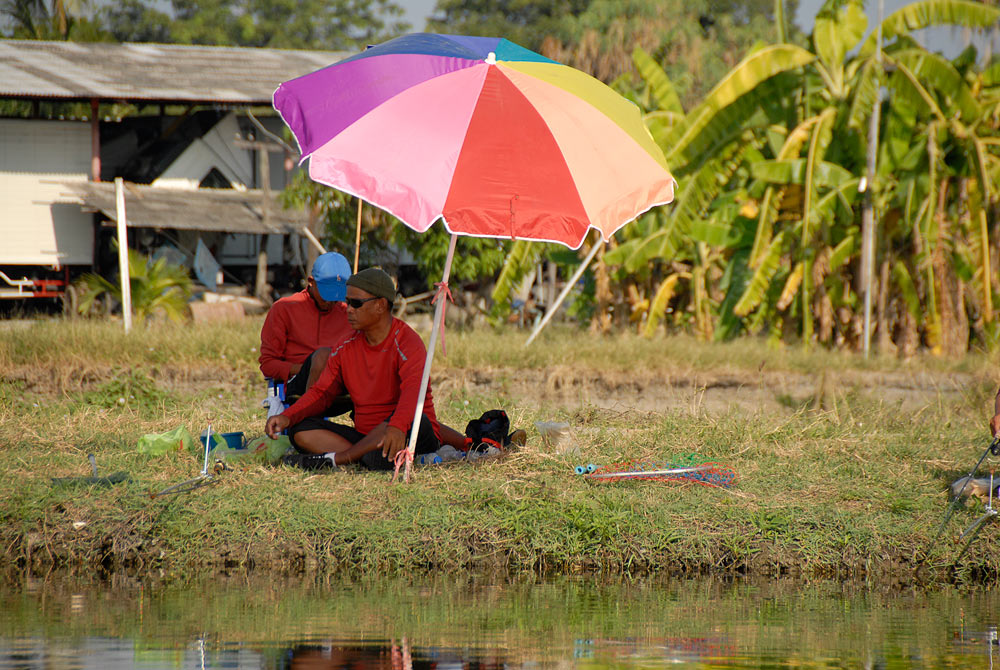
[576,452,736,488]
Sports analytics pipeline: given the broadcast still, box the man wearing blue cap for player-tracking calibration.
[266,267,471,470]
[259,252,354,402]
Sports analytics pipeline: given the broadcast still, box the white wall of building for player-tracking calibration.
[0,118,93,266]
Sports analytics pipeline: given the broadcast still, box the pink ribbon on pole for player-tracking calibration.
[391,447,413,483]
[432,280,454,355]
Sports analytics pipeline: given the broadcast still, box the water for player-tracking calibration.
[2,573,999,669]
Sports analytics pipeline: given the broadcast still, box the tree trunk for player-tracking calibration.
[899,300,919,359]
[934,179,966,356]
[591,244,612,335]
[877,258,895,354]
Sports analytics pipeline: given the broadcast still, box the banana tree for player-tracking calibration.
[733,0,1000,349]
[878,43,1000,353]
[486,0,1000,351]
[604,43,813,337]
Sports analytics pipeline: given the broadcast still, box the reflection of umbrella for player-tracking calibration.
[274,33,675,479]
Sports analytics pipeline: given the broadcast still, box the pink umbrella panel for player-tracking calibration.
[274,33,675,250]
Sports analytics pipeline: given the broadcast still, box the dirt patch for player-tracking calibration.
[432,366,976,415]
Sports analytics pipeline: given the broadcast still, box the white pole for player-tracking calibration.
[300,226,327,254]
[860,0,883,358]
[402,233,458,482]
[114,177,133,334]
[525,240,602,346]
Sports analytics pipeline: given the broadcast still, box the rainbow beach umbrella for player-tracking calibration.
[273,33,675,479]
[274,33,674,249]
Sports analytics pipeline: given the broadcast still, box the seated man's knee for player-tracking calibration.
[294,428,351,454]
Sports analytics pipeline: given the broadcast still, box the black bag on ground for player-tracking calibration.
[465,409,510,450]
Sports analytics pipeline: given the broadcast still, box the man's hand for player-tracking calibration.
[266,414,290,439]
[379,425,406,460]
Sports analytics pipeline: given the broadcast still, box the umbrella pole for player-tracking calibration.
[354,198,363,273]
[402,233,458,482]
[525,239,602,346]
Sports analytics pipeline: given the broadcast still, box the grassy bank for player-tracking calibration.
[3,317,1000,582]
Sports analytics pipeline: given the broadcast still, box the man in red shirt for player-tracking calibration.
[265,267,463,470]
[258,252,354,405]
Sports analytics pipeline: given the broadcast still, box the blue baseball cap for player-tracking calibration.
[311,252,350,302]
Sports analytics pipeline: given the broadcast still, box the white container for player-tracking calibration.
[535,421,574,453]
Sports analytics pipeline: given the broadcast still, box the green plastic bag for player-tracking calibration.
[212,435,291,466]
[137,426,196,456]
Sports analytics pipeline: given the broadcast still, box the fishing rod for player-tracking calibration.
[583,465,713,479]
[574,459,736,488]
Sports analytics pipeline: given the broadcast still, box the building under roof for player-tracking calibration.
[0,39,348,105]
[0,40,351,299]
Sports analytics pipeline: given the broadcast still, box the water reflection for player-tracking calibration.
[2,573,1000,669]
[281,641,502,670]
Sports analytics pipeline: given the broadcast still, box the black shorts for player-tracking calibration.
[285,350,352,417]
[287,414,441,471]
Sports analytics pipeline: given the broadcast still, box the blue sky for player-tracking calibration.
[398,0,436,30]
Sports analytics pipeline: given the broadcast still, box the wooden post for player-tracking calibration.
[114,178,132,333]
[255,147,270,299]
[90,99,100,182]
[354,198,363,273]
[546,260,556,310]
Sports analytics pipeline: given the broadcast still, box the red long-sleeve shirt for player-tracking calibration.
[258,290,353,381]
[282,318,441,439]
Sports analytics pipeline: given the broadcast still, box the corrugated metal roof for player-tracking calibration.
[0,40,348,104]
[60,181,311,235]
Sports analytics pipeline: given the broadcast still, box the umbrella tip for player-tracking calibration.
[485,52,496,65]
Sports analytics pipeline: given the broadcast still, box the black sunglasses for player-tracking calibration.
[345,296,380,309]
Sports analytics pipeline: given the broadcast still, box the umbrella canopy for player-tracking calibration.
[273,33,674,250]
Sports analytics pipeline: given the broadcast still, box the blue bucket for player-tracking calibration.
[201,431,246,450]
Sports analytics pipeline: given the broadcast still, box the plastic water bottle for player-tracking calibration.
[417,453,442,465]
[435,445,465,462]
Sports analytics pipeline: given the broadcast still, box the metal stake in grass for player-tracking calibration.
[51,452,130,487]
[201,424,212,475]
[924,436,1000,560]
[150,424,226,499]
